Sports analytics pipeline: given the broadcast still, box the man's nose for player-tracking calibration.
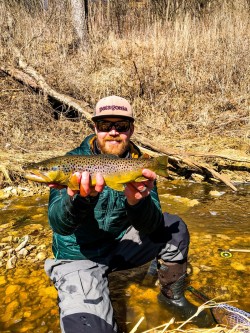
[109,127,119,135]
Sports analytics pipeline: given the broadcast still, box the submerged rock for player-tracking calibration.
[17,248,29,258]
[6,255,17,269]
[209,190,226,197]
[0,250,6,259]
[35,252,47,261]
[190,173,205,182]
[15,235,29,252]
[230,262,247,271]
[0,275,7,285]
[1,236,13,243]
[160,193,199,207]
[200,265,213,272]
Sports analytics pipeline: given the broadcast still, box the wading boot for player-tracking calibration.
[157,260,214,327]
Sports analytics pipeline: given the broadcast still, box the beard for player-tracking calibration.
[97,136,129,156]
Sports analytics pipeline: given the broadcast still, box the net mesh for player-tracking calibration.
[211,303,250,332]
[187,286,250,332]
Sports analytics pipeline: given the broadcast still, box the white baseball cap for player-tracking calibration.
[92,95,134,121]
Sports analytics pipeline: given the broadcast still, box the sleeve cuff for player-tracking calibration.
[70,193,99,208]
[125,196,147,210]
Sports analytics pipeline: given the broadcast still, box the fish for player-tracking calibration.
[22,154,168,191]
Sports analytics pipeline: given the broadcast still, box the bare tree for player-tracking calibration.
[41,0,49,11]
[70,0,89,48]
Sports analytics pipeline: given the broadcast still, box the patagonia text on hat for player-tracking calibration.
[92,95,134,121]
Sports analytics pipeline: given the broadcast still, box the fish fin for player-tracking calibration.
[155,155,168,178]
[105,180,124,191]
[134,176,147,182]
[67,174,80,190]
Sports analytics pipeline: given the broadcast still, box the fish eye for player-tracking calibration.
[39,166,48,171]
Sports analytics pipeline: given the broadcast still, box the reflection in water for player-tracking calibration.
[0,182,249,332]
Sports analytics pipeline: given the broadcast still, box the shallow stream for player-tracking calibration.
[0,181,249,332]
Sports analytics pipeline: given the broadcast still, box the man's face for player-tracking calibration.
[94,117,134,156]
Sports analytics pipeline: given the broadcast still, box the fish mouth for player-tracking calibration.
[23,170,52,183]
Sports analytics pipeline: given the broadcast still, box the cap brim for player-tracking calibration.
[92,114,134,121]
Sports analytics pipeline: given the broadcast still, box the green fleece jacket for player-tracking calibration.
[48,134,163,260]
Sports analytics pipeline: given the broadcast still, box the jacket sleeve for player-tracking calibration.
[48,188,98,235]
[125,182,164,234]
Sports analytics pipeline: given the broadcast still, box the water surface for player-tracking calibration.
[0,181,249,332]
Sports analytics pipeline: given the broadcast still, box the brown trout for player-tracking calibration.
[23,155,168,191]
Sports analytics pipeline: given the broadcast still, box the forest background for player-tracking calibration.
[0,2,249,332]
[0,0,249,190]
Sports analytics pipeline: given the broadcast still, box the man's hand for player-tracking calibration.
[124,169,156,206]
[68,172,105,197]
[49,169,156,203]
[49,172,105,198]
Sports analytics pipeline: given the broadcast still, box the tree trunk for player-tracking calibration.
[70,0,88,48]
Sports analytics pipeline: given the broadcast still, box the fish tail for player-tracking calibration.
[155,155,168,178]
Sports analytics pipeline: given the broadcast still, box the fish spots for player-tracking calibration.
[23,154,167,187]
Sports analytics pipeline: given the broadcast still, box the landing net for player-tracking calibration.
[187,286,250,332]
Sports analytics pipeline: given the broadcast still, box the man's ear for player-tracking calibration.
[94,123,98,135]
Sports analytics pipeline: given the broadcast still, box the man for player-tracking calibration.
[45,96,212,332]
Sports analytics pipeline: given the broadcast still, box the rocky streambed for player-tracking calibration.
[0,221,52,270]
[0,181,249,332]
[0,219,60,333]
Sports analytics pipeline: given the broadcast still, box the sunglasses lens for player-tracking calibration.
[96,121,111,132]
[96,121,130,132]
[114,121,130,132]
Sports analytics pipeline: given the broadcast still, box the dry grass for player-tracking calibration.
[0,1,249,154]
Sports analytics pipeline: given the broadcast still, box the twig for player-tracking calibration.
[141,317,175,333]
[133,61,145,97]
[0,88,26,92]
[161,317,175,332]
[129,316,145,333]
[175,301,215,330]
[0,165,12,184]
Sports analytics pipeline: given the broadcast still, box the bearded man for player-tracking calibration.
[45,96,213,332]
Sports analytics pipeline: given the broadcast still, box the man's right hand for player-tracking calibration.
[49,172,105,198]
[67,171,105,198]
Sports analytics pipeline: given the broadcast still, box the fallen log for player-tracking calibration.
[1,44,93,123]
[135,134,238,191]
[0,66,38,90]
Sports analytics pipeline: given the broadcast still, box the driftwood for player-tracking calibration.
[135,135,238,191]
[1,44,93,123]
[2,51,249,191]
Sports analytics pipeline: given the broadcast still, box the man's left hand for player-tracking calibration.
[124,169,156,206]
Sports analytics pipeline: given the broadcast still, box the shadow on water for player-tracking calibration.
[0,181,249,332]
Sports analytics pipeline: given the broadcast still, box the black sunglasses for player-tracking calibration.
[95,120,131,133]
